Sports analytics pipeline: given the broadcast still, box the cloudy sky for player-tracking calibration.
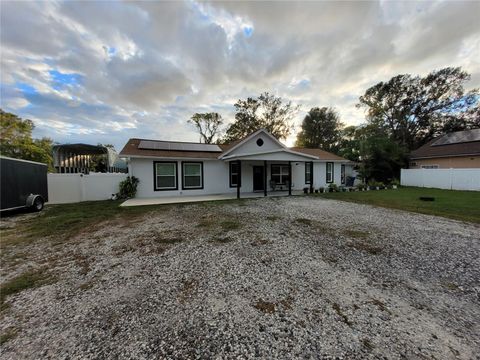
[1,0,479,150]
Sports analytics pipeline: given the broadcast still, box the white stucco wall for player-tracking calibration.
[130,158,236,198]
[129,158,355,198]
[226,132,283,157]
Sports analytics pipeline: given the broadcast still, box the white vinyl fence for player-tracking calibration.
[401,168,480,191]
[48,173,129,204]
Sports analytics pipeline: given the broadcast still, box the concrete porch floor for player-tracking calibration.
[120,191,304,207]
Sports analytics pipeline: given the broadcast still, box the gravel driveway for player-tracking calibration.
[1,197,479,359]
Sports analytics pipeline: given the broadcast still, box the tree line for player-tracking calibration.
[1,67,478,181]
[189,67,479,182]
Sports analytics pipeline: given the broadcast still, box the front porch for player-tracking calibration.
[120,191,304,207]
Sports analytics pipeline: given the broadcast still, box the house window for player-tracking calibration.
[182,162,203,189]
[341,164,345,184]
[154,162,177,190]
[230,162,240,187]
[421,165,439,169]
[271,164,289,185]
[305,162,312,184]
[326,162,334,183]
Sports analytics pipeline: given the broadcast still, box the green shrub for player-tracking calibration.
[118,176,139,199]
[328,183,338,192]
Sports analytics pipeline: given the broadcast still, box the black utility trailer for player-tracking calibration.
[1,156,48,212]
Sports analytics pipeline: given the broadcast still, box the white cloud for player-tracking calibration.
[0,0,478,151]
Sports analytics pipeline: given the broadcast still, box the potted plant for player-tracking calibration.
[319,186,324,193]
[303,187,309,194]
[328,183,338,192]
[391,179,400,189]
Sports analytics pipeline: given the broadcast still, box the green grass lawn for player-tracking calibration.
[0,198,249,247]
[319,187,480,224]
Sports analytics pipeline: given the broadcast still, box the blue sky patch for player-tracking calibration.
[49,69,83,90]
[16,82,37,95]
[243,26,254,37]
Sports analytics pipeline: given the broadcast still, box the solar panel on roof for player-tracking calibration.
[138,140,222,152]
[431,129,480,146]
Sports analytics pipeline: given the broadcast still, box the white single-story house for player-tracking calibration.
[119,129,355,199]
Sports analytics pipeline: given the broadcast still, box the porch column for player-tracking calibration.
[288,161,292,196]
[310,161,314,193]
[263,160,267,197]
[237,160,241,199]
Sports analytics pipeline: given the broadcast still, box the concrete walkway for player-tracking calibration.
[120,191,304,207]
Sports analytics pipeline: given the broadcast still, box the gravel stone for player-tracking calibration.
[0,196,479,359]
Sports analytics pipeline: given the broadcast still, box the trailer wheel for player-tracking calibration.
[26,195,44,212]
[33,196,44,211]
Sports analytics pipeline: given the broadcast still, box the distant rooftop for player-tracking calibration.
[411,129,480,160]
[431,129,480,146]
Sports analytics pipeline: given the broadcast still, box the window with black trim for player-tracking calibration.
[341,164,345,184]
[229,162,239,187]
[182,162,203,189]
[271,164,289,185]
[326,162,334,183]
[154,162,177,190]
[305,162,312,184]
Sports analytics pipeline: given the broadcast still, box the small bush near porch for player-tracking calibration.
[318,187,480,223]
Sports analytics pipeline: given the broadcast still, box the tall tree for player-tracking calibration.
[358,67,479,150]
[223,92,299,142]
[188,112,223,144]
[0,109,54,170]
[295,107,343,152]
[337,125,360,161]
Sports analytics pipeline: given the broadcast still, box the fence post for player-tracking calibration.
[80,174,86,201]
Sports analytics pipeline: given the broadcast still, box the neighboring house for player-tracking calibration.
[120,129,355,198]
[409,129,480,169]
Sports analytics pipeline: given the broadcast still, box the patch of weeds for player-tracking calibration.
[295,218,312,225]
[332,303,352,326]
[279,295,294,311]
[78,279,95,291]
[211,236,233,244]
[368,298,392,315]
[266,216,280,221]
[74,254,91,276]
[197,217,216,229]
[254,299,276,314]
[112,243,136,255]
[151,231,185,244]
[440,281,460,291]
[346,241,382,255]
[343,229,369,239]
[361,338,375,351]
[178,279,198,303]
[251,235,270,246]
[1,269,54,311]
[0,327,18,345]
[220,220,241,231]
[322,254,338,264]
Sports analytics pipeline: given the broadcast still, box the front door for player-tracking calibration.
[253,166,264,191]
